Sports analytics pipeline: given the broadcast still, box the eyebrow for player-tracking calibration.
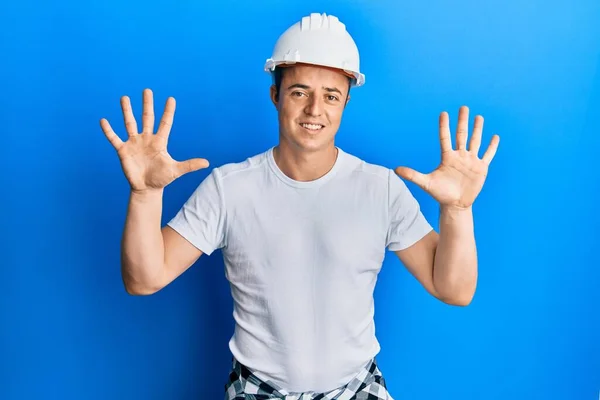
[287,83,343,95]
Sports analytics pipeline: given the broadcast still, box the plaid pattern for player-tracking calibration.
[224,357,394,400]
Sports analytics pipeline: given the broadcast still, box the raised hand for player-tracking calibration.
[100,88,209,193]
[395,106,499,209]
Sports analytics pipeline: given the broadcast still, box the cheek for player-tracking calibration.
[280,103,302,123]
[327,107,344,123]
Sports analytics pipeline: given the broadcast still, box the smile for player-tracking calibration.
[300,123,324,131]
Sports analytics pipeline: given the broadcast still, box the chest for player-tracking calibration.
[223,189,388,275]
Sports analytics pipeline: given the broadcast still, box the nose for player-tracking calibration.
[304,94,323,117]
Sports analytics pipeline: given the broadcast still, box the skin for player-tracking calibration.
[267,64,500,306]
[394,109,500,306]
[269,64,350,182]
[100,64,499,306]
[100,92,209,294]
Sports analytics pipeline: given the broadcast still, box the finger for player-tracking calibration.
[469,115,484,155]
[99,118,124,150]
[141,88,155,134]
[439,111,452,153]
[175,158,210,178]
[456,105,469,151]
[395,166,429,190]
[157,97,176,139]
[120,96,138,136]
[482,134,500,164]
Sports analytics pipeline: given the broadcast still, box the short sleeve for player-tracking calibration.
[386,169,434,251]
[166,169,227,256]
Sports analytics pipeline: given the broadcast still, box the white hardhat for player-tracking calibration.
[264,13,365,87]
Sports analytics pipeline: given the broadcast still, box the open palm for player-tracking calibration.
[100,89,209,193]
[395,106,499,209]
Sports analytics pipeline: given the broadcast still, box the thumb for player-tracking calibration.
[175,158,210,177]
[395,166,429,190]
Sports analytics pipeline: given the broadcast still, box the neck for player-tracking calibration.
[273,142,338,182]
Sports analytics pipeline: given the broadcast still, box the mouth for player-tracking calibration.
[299,123,325,132]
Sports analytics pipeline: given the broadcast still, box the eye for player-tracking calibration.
[291,91,306,97]
[327,95,339,101]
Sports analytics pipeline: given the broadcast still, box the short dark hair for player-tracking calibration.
[273,66,352,101]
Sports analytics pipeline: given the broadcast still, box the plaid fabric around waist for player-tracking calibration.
[224,357,394,400]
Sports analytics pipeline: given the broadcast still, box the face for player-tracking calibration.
[270,64,351,153]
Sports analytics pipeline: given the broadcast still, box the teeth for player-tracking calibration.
[301,123,323,130]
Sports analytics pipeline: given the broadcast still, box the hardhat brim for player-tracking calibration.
[265,60,365,87]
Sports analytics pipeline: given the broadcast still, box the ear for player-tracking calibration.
[270,84,279,108]
[344,94,351,108]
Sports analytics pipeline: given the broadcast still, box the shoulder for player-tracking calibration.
[209,148,271,184]
[339,148,395,184]
[338,148,416,202]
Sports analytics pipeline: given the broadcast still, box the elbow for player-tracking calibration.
[124,283,162,296]
[435,282,476,307]
[121,260,167,295]
[121,273,164,296]
[442,293,474,307]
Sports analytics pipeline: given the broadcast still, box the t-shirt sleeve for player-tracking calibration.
[386,169,434,251]
[166,168,227,256]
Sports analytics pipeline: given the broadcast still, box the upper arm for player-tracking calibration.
[160,225,204,286]
[394,229,441,299]
[158,169,227,289]
[385,169,442,300]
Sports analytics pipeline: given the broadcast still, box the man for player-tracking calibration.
[100,12,499,400]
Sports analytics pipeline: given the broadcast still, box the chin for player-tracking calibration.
[294,137,334,153]
[280,125,336,152]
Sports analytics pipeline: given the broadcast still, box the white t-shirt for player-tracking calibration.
[167,146,433,393]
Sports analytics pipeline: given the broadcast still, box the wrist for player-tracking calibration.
[130,188,164,202]
[440,203,471,212]
[439,204,473,223]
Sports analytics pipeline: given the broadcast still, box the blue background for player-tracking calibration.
[1,0,598,399]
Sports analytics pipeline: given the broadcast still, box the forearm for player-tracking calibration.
[121,189,166,294]
[433,205,477,305]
